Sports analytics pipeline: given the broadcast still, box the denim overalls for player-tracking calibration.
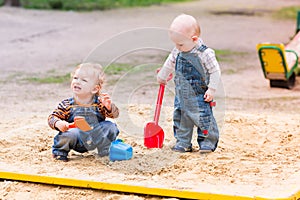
[173,45,219,151]
[52,96,119,157]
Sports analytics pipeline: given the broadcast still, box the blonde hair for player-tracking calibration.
[71,63,105,95]
[170,14,201,37]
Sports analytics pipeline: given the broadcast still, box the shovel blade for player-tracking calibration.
[74,116,92,132]
[144,122,164,148]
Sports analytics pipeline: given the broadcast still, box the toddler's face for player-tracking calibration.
[169,31,196,52]
[71,68,99,97]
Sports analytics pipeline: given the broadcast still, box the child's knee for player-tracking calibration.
[109,123,119,140]
[57,129,79,144]
[102,121,119,140]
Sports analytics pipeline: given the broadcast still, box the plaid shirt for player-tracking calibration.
[158,39,221,90]
[48,95,119,130]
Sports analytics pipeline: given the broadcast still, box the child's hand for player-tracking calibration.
[204,88,216,102]
[156,68,172,85]
[99,93,112,111]
[157,77,167,85]
[55,120,70,132]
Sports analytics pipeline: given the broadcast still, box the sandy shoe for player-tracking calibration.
[52,154,68,162]
[171,144,193,153]
[199,147,213,154]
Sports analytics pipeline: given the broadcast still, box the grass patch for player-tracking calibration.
[20,0,190,11]
[104,49,249,77]
[215,49,247,62]
[20,0,114,10]
[273,6,300,20]
[104,63,134,75]
[104,62,160,86]
[214,49,249,75]
[24,72,70,84]
[256,96,299,102]
[221,67,247,75]
[223,69,236,75]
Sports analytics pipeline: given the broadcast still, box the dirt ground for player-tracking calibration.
[1,0,300,199]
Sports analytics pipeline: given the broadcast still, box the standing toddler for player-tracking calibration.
[157,14,221,153]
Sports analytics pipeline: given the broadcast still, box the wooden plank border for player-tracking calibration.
[0,171,299,200]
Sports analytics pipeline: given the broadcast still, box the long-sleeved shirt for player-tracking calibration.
[157,38,221,90]
[48,95,119,130]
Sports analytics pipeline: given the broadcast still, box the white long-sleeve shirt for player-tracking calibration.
[158,39,221,90]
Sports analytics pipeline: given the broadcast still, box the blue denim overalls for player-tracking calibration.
[52,96,119,157]
[173,45,219,151]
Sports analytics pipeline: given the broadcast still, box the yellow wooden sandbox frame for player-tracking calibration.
[0,171,299,200]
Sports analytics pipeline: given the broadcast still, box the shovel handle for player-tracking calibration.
[69,122,76,128]
[154,84,165,125]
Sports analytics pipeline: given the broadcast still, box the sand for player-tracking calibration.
[0,0,300,199]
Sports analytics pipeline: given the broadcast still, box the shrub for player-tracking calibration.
[20,0,187,10]
[0,0,4,6]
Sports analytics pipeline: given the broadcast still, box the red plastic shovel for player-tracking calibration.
[144,71,172,148]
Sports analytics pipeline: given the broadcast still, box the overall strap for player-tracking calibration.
[197,44,208,53]
[196,44,209,82]
[68,97,75,105]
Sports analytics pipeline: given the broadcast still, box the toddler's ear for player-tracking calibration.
[191,35,198,42]
[92,84,101,94]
